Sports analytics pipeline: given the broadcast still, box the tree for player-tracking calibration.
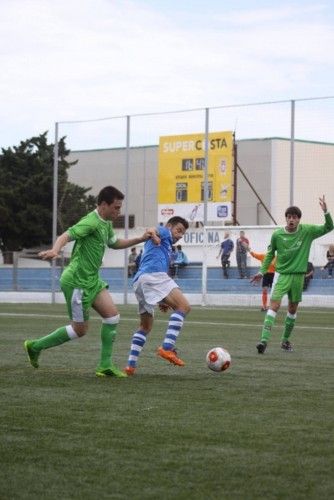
[0,132,96,258]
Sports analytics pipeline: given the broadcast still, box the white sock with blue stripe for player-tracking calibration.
[162,311,185,350]
[127,331,147,368]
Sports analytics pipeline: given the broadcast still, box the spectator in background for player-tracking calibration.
[216,231,234,278]
[236,230,249,278]
[170,244,188,278]
[247,247,276,311]
[128,247,138,277]
[322,244,334,278]
[303,261,314,290]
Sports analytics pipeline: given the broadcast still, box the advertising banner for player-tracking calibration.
[158,131,234,223]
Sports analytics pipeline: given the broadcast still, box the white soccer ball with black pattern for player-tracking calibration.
[206,347,231,372]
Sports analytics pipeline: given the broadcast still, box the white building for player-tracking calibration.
[66,137,334,267]
[68,137,334,227]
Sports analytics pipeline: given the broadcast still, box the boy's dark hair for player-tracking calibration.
[285,206,302,218]
[97,186,124,205]
[167,216,189,230]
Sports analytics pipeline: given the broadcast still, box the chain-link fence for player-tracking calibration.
[1,96,333,303]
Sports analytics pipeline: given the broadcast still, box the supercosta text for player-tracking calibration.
[162,138,228,153]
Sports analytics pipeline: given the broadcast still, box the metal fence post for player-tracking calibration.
[123,115,130,305]
[290,100,295,206]
[13,252,19,291]
[51,122,59,305]
[203,108,209,226]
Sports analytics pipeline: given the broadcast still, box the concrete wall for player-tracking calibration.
[69,146,157,227]
[235,139,272,225]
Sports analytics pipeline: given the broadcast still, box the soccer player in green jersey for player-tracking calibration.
[24,185,159,377]
[251,195,333,354]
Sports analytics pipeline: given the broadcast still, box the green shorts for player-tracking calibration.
[61,278,108,322]
[271,273,304,303]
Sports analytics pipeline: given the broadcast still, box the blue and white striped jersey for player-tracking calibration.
[133,226,173,281]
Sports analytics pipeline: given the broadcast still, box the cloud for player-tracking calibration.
[220,3,327,26]
[0,0,333,149]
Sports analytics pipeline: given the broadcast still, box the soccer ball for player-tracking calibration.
[206,347,231,372]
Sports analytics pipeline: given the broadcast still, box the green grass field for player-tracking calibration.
[0,303,333,500]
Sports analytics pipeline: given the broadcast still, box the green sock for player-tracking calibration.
[261,312,276,342]
[98,323,117,370]
[33,326,71,352]
[281,314,296,341]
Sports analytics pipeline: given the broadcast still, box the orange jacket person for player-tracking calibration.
[248,249,276,311]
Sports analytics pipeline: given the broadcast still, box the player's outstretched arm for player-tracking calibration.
[319,195,327,213]
[38,232,70,260]
[113,227,161,249]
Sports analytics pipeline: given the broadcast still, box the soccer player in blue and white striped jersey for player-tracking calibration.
[124,216,190,375]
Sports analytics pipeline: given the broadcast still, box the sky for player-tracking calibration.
[1,0,334,151]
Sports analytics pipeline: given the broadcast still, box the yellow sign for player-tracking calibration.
[158,131,234,222]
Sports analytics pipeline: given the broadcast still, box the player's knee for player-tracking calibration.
[102,314,120,325]
[270,302,280,313]
[73,323,88,337]
[180,302,191,315]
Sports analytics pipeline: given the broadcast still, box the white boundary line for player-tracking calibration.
[0,312,333,331]
[1,291,333,308]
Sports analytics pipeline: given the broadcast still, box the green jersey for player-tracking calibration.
[261,212,333,275]
[60,210,117,288]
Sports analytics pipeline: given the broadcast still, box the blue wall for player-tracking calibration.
[0,267,332,295]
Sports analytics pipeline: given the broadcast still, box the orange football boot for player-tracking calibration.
[124,366,136,376]
[157,347,185,366]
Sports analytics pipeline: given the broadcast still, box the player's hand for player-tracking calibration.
[158,303,170,313]
[250,273,262,284]
[144,228,161,245]
[319,195,327,213]
[38,249,59,260]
